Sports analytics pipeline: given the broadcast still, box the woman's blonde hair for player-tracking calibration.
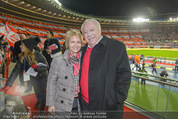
[19,45,37,65]
[65,29,83,49]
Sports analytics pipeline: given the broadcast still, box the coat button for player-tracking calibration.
[64,76,68,79]
[63,88,66,91]
[61,100,64,103]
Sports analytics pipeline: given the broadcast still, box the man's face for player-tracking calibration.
[82,21,101,47]
[20,34,26,40]
[5,100,16,114]
[46,31,52,38]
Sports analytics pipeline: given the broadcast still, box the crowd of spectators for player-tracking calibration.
[142,27,178,47]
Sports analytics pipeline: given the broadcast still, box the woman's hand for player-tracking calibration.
[48,105,55,115]
[31,64,38,70]
[0,86,10,92]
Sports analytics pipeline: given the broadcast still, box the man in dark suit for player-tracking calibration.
[79,19,131,119]
[42,29,61,68]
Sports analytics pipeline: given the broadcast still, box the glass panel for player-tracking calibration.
[126,77,178,119]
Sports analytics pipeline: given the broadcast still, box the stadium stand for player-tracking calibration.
[1,12,178,48]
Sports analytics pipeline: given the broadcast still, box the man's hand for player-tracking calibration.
[45,49,52,54]
[0,86,10,92]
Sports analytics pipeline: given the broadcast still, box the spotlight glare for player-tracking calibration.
[54,0,62,6]
[133,17,149,22]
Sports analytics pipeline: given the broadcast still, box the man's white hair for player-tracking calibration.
[81,19,101,33]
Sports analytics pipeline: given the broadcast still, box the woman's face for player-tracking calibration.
[68,35,82,56]
[20,43,26,52]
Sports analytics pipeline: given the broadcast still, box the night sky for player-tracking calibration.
[58,0,178,17]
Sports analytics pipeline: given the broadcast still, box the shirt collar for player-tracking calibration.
[88,35,103,48]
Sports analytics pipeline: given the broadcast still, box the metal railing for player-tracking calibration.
[132,71,178,86]
[126,71,178,119]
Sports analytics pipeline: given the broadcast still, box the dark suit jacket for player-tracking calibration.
[79,35,131,111]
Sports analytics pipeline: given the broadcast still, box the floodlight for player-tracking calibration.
[133,17,149,22]
[169,18,173,21]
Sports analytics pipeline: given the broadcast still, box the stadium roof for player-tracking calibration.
[59,0,178,17]
[0,0,178,28]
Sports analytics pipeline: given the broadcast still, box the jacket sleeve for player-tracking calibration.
[5,60,23,87]
[115,44,131,104]
[51,39,61,54]
[46,57,60,106]
[35,52,49,72]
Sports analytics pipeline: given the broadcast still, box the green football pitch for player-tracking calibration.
[127,48,178,60]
